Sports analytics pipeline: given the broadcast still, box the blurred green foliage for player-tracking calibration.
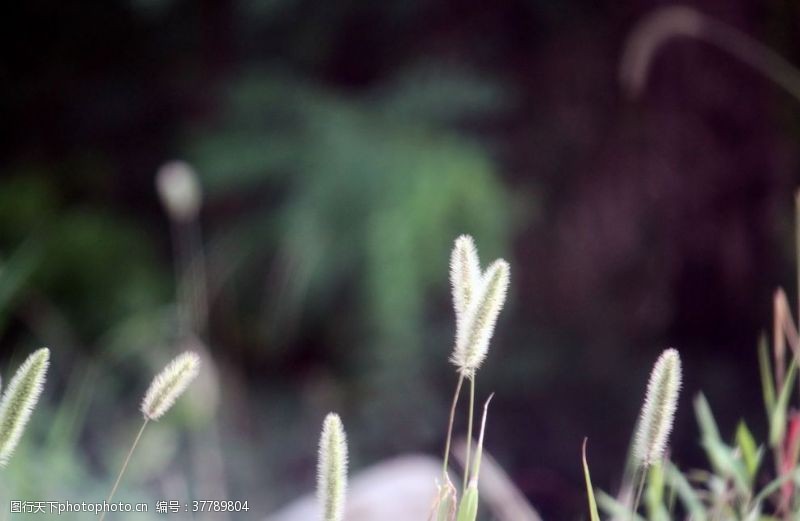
[4,0,800,518]
[0,39,519,521]
[189,68,517,376]
[0,174,168,342]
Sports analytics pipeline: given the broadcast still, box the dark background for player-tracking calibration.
[1,0,799,519]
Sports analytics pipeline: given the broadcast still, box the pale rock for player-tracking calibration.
[265,455,441,521]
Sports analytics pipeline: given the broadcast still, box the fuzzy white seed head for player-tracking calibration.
[141,352,201,421]
[0,348,50,467]
[155,160,202,222]
[317,412,348,521]
[633,348,682,467]
[451,259,510,377]
[450,235,482,321]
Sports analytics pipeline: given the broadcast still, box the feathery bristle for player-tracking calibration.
[317,412,348,521]
[0,348,50,467]
[141,352,201,421]
[450,235,481,322]
[633,348,682,467]
[451,259,510,377]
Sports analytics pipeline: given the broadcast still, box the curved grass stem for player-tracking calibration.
[622,6,800,104]
[442,374,465,480]
[463,376,476,491]
[99,418,149,521]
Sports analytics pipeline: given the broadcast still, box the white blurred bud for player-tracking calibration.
[155,161,202,221]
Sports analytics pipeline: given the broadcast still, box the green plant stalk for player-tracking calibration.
[759,334,776,418]
[770,360,797,478]
[463,376,476,491]
[456,393,493,521]
[456,487,479,521]
[99,418,149,521]
[631,469,646,520]
[442,374,465,480]
[644,463,667,521]
[470,393,494,482]
[582,439,601,521]
[435,482,457,521]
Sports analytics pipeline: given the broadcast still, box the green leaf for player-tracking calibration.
[769,359,797,448]
[693,394,750,494]
[582,439,601,521]
[735,420,761,481]
[645,463,670,521]
[665,462,707,521]
[758,334,776,418]
[695,393,722,441]
[596,490,646,521]
[645,462,664,513]
[455,485,479,521]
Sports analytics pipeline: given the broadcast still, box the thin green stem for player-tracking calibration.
[470,393,494,483]
[631,468,646,520]
[462,376,476,491]
[99,418,149,521]
[442,374,465,480]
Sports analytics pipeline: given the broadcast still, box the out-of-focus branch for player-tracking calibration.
[620,5,800,103]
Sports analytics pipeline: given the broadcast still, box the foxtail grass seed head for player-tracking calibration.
[633,348,682,467]
[318,413,348,521]
[141,352,201,421]
[450,235,481,320]
[155,160,202,222]
[0,348,50,467]
[451,260,510,377]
